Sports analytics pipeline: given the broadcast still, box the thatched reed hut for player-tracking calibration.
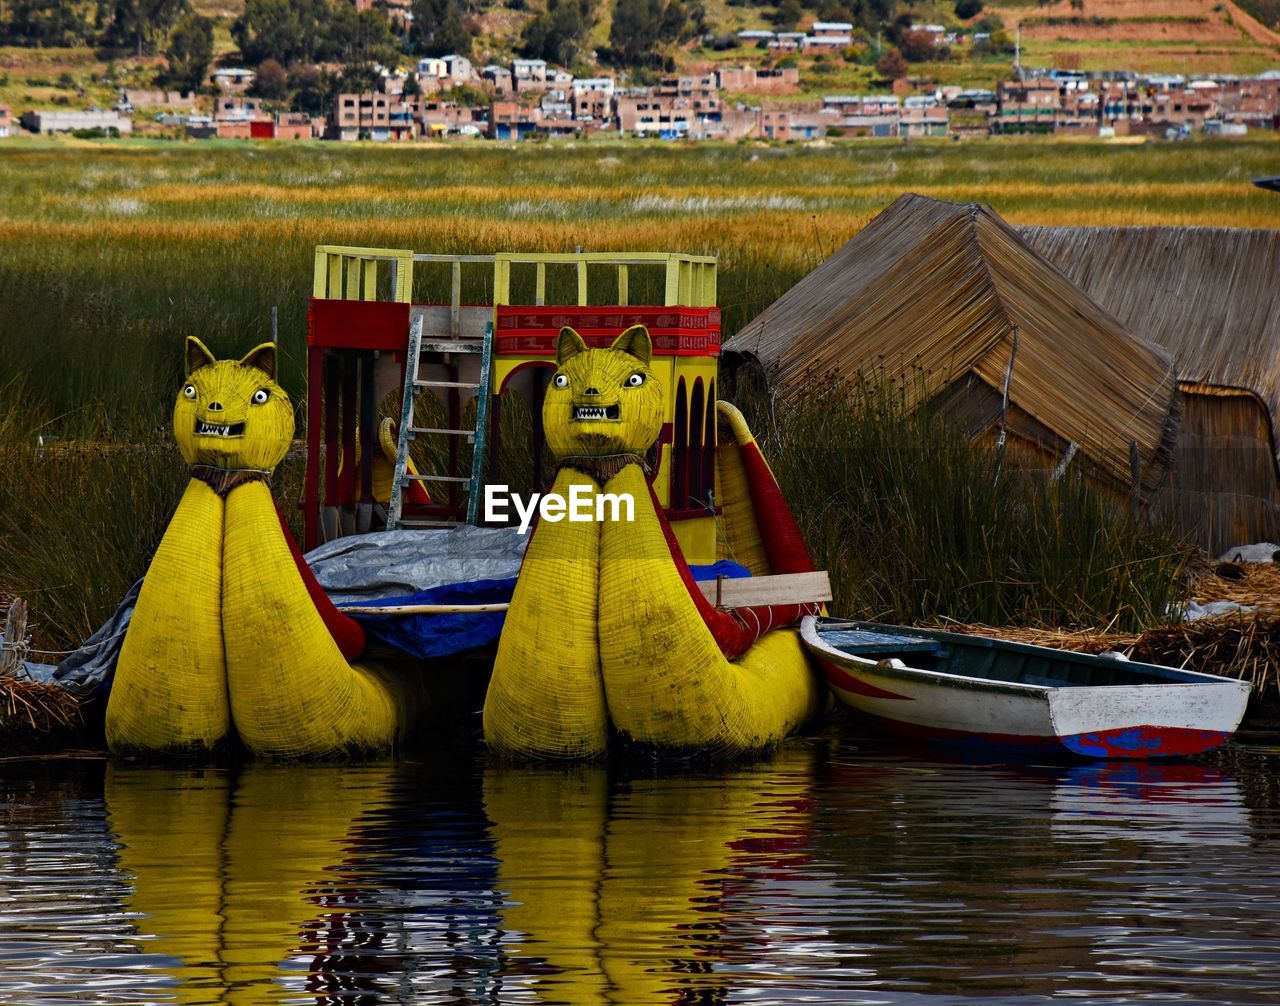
[1022,226,1280,553]
[727,194,1179,498]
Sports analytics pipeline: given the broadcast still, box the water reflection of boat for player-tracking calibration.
[1050,760,1250,846]
[483,747,819,1004]
[107,763,396,1004]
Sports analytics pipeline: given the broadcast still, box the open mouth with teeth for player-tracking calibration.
[573,405,620,421]
[195,419,247,437]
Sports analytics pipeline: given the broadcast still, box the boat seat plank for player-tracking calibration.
[695,570,832,609]
[817,628,940,656]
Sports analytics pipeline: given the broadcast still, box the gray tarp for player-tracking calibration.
[305,525,527,603]
[26,525,528,696]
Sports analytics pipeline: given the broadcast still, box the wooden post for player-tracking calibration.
[1,598,28,677]
[1130,439,1141,518]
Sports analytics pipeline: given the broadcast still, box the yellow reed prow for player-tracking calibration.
[484,326,825,760]
[107,338,426,759]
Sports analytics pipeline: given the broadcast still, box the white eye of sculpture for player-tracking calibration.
[252,388,270,405]
[183,384,197,399]
[553,374,569,389]
[626,373,645,387]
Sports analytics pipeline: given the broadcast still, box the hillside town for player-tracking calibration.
[4,18,1280,143]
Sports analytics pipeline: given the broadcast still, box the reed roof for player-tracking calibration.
[1020,224,1280,429]
[727,194,1178,491]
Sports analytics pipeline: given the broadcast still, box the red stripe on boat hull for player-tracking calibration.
[821,660,914,701]
[843,707,1230,760]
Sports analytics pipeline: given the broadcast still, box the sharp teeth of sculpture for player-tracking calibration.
[573,405,620,421]
[195,420,245,437]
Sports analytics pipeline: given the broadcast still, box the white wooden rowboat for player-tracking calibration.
[801,616,1251,759]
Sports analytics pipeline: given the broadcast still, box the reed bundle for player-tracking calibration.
[1192,562,1280,611]
[948,614,1280,701]
[0,676,83,738]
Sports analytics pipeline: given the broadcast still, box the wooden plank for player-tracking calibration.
[393,252,414,302]
[313,248,329,298]
[337,601,509,615]
[1,598,28,677]
[694,571,831,609]
[450,261,462,339]
[344,255,361,300]
[327,254,342,301]
[664,257,680,305]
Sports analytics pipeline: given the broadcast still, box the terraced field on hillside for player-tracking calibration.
[992,0,1280,74]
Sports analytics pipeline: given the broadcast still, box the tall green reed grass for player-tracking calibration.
[0,441,186,652]
[3,138,1278,438]
[751,379,1193,632]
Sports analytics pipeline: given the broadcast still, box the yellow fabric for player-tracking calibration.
[106,479,229,755]
[485,466,607,760]
[110,337,424,759]
[224,480,425,758]
[107,762,392,1002]
[599,465,823,755]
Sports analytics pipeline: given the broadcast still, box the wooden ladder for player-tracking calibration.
[386,316,494,530]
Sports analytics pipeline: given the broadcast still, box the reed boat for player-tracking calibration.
[801,617,1250,759]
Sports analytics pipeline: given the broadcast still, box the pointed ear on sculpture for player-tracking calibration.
[610,325,651,367]
[556,327,588,366]
[238,342,277,380]
[185,337,217,377]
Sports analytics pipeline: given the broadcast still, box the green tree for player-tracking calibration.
[339,61,382,94]
[818,1,855,22]
[609,0,661,64]
[232,0,328,66]
[771,0,803,31]
[288,61,333,114]
[164,13,214,92]
[2,0,91,46]
[108,0,186,55]
[519,0,594,65]
[608,0,689,65]
[320,4,398,65]
[954,0,983,19]
[411,0,474,57]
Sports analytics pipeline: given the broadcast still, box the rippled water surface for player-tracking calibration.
[2,735,1279,1005]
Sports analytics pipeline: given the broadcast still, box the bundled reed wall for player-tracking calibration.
[727,194,1180,498]
[1024,226,1280,552]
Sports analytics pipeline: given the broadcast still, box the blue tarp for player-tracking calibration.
[348,560,752,661]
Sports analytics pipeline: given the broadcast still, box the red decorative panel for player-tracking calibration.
[308,297,411,351]
[495,305,720,357]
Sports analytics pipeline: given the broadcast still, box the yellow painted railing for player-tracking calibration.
[493,252,717,308]
[313,246,718,309]
[313,245,415,303]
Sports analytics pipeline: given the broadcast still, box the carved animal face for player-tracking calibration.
[543,326,665,459]
[173,337,293,471]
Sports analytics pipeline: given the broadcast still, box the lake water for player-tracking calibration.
[2,732,1279,1005]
